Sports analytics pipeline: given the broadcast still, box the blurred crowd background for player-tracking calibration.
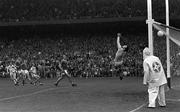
[0,0,179,78]
[0,0,179,22]
[0,33,147,78]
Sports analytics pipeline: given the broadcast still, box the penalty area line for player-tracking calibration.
[0,87,58,102]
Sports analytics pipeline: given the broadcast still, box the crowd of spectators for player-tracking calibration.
[0,32,179,78]
[0,33,147,78]
[0,0,180,22]
[0,0,179,79]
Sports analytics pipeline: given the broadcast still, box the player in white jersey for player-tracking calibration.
[113,33,128,80]
[143,47,167,108]
[17,60,32,85]
[7,63,18,85]
[17,69,32,85]
[29,63,43,85]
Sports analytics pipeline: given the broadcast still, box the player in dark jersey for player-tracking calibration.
[114,33,128,80]
[54,55,77,87]
[30,63,43,85]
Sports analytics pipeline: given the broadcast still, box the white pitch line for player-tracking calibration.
[129,103,147,112]
[0,87,58,102]
[129,85,180,112]
[167,98,180,102]
[129,98,180,112]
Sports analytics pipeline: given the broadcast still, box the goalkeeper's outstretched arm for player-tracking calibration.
[117,33,122,49]
[114,33,123,65]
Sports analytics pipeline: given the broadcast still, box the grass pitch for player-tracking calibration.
[0,77,179,112]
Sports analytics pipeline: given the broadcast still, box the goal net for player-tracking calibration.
[153,21,180,79]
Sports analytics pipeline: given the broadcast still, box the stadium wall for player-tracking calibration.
[0,17,180,39]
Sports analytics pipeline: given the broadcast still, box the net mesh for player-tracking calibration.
[153,22,180,77]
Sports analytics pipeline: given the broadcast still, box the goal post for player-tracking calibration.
[165,0,171,89]
[147,0,171,88]
[147,0,154,55]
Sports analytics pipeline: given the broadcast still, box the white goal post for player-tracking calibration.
[147,0,171,88]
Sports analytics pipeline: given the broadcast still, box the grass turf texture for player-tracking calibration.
[0,77,179,112]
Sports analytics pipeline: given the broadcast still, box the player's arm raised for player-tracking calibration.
[117,33,122,49]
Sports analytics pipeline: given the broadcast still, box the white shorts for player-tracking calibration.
[31,73,40,79]
[24,70,29,74]
[19,69,29,78]
[10,72,16,80]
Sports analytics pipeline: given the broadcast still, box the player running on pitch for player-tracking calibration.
[54,55,77,87]
[114,33,128,80]
[7,62,18,85]
[29,63,43,85]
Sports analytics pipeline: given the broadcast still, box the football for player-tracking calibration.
[157,31,164,37]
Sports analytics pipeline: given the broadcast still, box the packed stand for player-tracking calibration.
[0,34,147,78]
[0,0,179,22]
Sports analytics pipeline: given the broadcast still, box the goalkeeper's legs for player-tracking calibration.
[119,72,123,80]
[116,68,123,80]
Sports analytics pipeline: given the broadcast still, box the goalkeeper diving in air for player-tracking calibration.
[113,33,128,80]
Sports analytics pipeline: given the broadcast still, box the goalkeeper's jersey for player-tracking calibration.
[114,48,124,62]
